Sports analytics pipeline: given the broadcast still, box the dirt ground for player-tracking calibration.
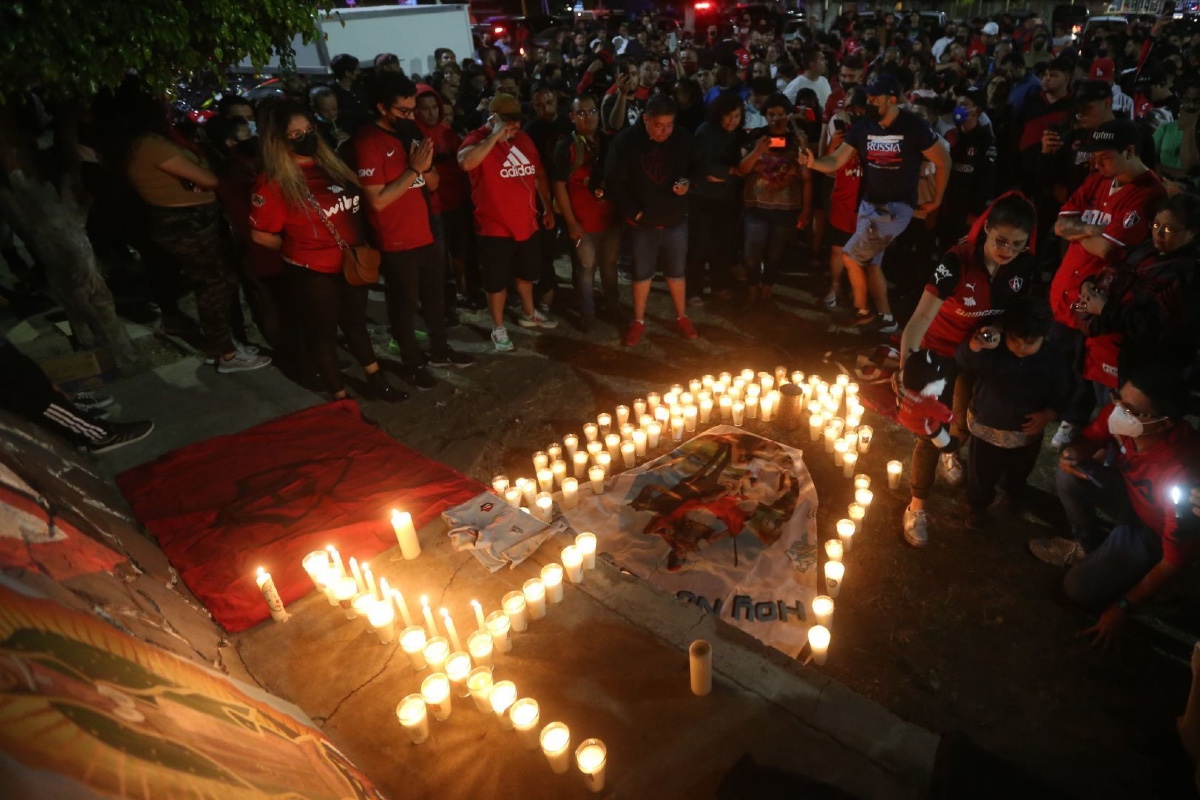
[9,251,1199,799]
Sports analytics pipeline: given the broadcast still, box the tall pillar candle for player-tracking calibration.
[420,597,438,638]
[689,640,713,696]
[440,608,463,651]
[255,568,289,622]
[541,563,564,603]
[471,599,487,632]
[522,578,547,620]
[391,589,414,627]
[391,510,421,560]
[349,557,364,594]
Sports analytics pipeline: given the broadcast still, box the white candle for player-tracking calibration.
[854,474,871,490]
[849,502,866,533]
[492,474,510,494]
[446,651,472,697]
[363,563,378,599]
[842,451,858,478]
[561,477,579,509]
[535,492,554,523]
[523,578,547,620]
[597,412,612,435]
[575,531,598,570]
[533,450,549,471]
[541,722,572,774]
[834,439,848,467]
[588,465,605,495]
[391,510,422,560]
[440,608,463,651]
[420,597,438,638]
[547,443,562,463]
[824,425,837,454]
[573,451,590,480]
[810,412,825,442]
[421,672,452,721]
[520,478,537,507]
[349,557,364,594]
[887,460,903,490]
[791,370,804,385]
[615,404,630,426]
[504,487,523,508]
[561,545,584,584]
[812,595,834,627]
[502,590,528,632]
[468,629,494,668]
[824,561,845,598]
[490,680,518,729]
[301,550,332,594]
[855,487,874,509]
[605,433,622,462]
[352,592,377,623]
[647,422,662,449]
[620,423,635,442]
[400,625,428,669]
[731,401,745,427]
[486,610,512,653]
[760,393,775,422]
[537,468,554,493]
[632,429,648,458]
[254,567,288,622]
[586,440,603,463]
[698,396,713,424]
[397,694,431,744]
[551,459,568,488]
[423,636,450,673]
[745,394,759,420]
[314,567,339,606]
[327,544,346,578]
[595,452,612,478]
[646,392,661,413]
[471,599,487,632]
[368,597,395,643]
[541,563,564,603]
[825,538,843,562]
[808,624,831,665]
[576,739,608,793]
[719,395,732,421]
[844,431,858,452]
[633,397,647,418]
[563,433,579,458]
[857,425,873,453]
[333,576,359,619]
[836,518,856,552]
[509,698,542,750]
[620,440,636,468]
[468,666,494,712]
[583,423,599,443]
[689,639,712,696]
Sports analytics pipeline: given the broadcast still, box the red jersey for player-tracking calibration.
[1051,170,1163,329]
[353,123,434,253]
[551,134,614,234]
[921,239,1035,358]
[249,165,362,273]
[828,150,862,234]
[459,127,543,241]
[1078,404,1200,565]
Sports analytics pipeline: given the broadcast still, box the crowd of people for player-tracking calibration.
[4,7,1200,647]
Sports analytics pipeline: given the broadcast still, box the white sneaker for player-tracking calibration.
[205,342,260,365]
[491,326,514,352]
[216,350,271,373]
[821,290,838,309]
[1029,537,1086,567]
[517,309,559,329]
[941,452,964,486]
[1051,422,1077,449]
[903,506,930,547]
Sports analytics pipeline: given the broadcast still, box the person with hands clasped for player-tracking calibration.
[458,94,558,352]
[955,298,1071,530]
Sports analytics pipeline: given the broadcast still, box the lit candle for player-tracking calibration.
[254,567,288,622]
[573,450,590,480]
[537,467,554,493]
[719,394,732,421]
[655,405,670,425]
[391,510,422,560]
[572,532,596,571]
[583,423,599,443]
[615,404,630,427]
[740,368,755,382]
[824,425,838,454]
[486,610,512,653]
[683,405,698,432]
[632,429,648,458]
[668,415,683,442]
[502,590,529,632]
[586,440,603,464]
[468,666,494,712]
[791,370,804,385]
[731,401,745,427]
[809,412,825,442]
[825,539,843,562]
[302,550,332,595]
[563,433,579,458]
[541,563,564,603]
[492,474,510,494]
[698,396,713,424]
[857,425,873,453]
[523,578,547,620]
[561,477,579,509]
[521,478,537,507]
[421,596,438,638]
[333,576,359,619]
[842,451,858,478]
[562,545,584,584]
[535,492,554,523]
[327,544,345,577]
[589,465,606,495]
[689,639,712,696]
[855,487,874,508]
[760,393,774,422]
[646,392,661,413]
[812,595,834,627]
[854,474,871,490]
[352,592,377,622]
[490,680,518,729]
[620,440,636,468]
[824,561,845,599]
[505,487,523,508]
[595,451,612,478]
[745,394,759,420]
[551,459,568,488]
[421,672,452,721]
[759,371,775,392]
[349,557,364,594]
[396,694,430,744]
[849,502,866,533]
[510,698,541,750]
[440,608,463,651]
[446,651,472,698]
[834,439,848,467]
[363,563,377,599]
[576,739,608,793]
[468,629,494,668]
[887,460,903,490]
[314,566,339,606]
[633,397,647,418]
[368,599,395,644]
[808,624,831,665]
[400,626,428,669]
[471,599,487,632]
[533,450,549,471]
[620,423,635,442]
[597,412,613,436]
[647,422,662,449]
[836,518,856,552]
[844,431,858,453]
[423,636,450,673]
[541,721,572,774]
[547,443,562,463]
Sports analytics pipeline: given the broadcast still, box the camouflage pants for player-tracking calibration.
[145,203,237,356]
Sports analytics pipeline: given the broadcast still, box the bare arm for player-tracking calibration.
[157,154,219,190]
[1054,213,1103,241]
[457,122,504,172]
[606,90,629,133]
[250,230,282,250]
[921,139,951,208]
[805,141,854,175]
[552,180,579,230]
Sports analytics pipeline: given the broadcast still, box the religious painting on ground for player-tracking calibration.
[565,426,819,656]
[0,582,386,799]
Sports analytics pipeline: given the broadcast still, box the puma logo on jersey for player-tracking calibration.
[500,145,537,178]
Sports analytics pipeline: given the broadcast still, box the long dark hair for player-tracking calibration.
[968,191,1038,255]
[706,91,743,125]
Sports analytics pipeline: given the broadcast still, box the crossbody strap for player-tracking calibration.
[305,190,350,251]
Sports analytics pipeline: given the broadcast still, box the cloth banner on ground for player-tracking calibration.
[444,491,569,572]
[117,400,483,633]
[563,425,819,656]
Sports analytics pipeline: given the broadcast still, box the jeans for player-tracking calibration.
[381,245,446,366]
[1055,461,1128,552]
[573,226,621,316]
[743,208,795,287]
[909,361,974,501]
[1063,524,1162,609]
[629,222,688,282]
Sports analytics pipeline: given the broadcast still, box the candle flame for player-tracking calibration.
[471,599,481,608]
[256,566,265,577]
[420,595,429,606]
[440,608,449,618]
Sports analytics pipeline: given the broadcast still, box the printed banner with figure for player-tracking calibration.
[564,425,819,656]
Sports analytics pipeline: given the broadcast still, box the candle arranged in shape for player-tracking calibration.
[423,637,450,673]
[533,450,549,471]
[535,492,554,523]
[573,451,590,481]
[502,591,529,632]
[490,680,518,729]
[540,722,572,774]
[334,576,359,619]
[421,672,452,721]
[537,468,554,493]
[471,599,487,632]
[576,739,608,793]
[588,465,605,495]
[825,539,844,562]
[400,626,428,669]
[551,460,567,488]
[836,518,855,552]
[492,475,510,494]
[811,595,834,628]
[842,451,858,478]
[620,440,636,468]
[349,557,364,594]
[632,429,648,457]
[352,592,377,622]
[808,624,831,665]
[523,579,547,620]
[583,423,598,442]
[563,434,579,458]
[855,487,874,508]
[396,694,430,744]
[857,425,873,452]
[561,545,584,584]
[542,563,564,603]
[445,652,472,697]
[561,477,579,509]
[854,474,871,490]
[824,561,845,598]
[440,608,463,651]
[467,666,494,712]
[467,629,494,668]
[848,502,866,533]
[595,451,612,478]
[575,531,597,570]
[486,610,512,653]
[302,550,332,596]
[367,598,396,643]
[255,567,288,622]
[597,413,612,435]
[887,460,903,489]
[391,510,422,560]
[510,698,542,750]
[420,597,438,638]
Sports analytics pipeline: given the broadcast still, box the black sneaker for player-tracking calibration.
[365,372,408,403]
[408,365,438,390]
[428,349,475,369]
[88,420,155,454]
[73,391,115,410]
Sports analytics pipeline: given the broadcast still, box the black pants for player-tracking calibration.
[0,340,107,445]
[687,195,741,296]
[1047,321,1095,426]
[967,435,1043,511]
[534,218,562,303]
[381,245,446,366]
[286,266,376,395]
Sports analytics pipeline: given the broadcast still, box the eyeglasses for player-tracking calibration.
[1151,221,1182,235]
[390,105,416,118]
[990,235,1029,253]
[286,126,316,141]
[1113,398,1163,421]
[573,108,599,117]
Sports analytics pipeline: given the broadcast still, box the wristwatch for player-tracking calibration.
[1115,596,1131,612]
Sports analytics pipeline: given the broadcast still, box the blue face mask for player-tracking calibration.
[952,105,971,125]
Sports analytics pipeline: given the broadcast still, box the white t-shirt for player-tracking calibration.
[782,74,831,111]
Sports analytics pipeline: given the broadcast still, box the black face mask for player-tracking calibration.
[236,137,259,158]
[864,104,883,121]
[290,131,320,157]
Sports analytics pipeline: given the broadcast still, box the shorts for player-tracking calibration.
[827,225,852,248]
[842,200,914,267]
[477,234,540,293]
[629,222,688,282]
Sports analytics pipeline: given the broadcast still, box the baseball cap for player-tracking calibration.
[958,85,986,107]
[1074,80,1112,104]
[865,73,903,98]
[374,52,399,69]
[488,93,524,122]
[1090,57,1116,82]
[589,38,603,49]
[982,22,1000,36]
[1082,118,1140,153]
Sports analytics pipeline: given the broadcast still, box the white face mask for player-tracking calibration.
[246,120,258,137]
[1107,404,1162,438]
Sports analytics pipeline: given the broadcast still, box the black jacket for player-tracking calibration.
[605,121,694,228]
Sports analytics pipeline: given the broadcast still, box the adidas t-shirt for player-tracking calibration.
[249,164,362,274]
[459,127,543,241]
[353,123,434,253]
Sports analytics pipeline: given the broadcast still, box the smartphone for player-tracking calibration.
[833,118,848,133]
[769,136,787,149]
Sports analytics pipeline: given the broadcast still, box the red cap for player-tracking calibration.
[1091,57,1115,82]
[736,49,752,68]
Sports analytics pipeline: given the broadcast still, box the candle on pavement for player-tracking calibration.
[255,567,288,622]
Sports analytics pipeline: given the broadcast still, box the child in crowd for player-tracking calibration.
[956,297,1071,527]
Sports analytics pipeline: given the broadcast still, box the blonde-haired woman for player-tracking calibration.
[250,101,404,402]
